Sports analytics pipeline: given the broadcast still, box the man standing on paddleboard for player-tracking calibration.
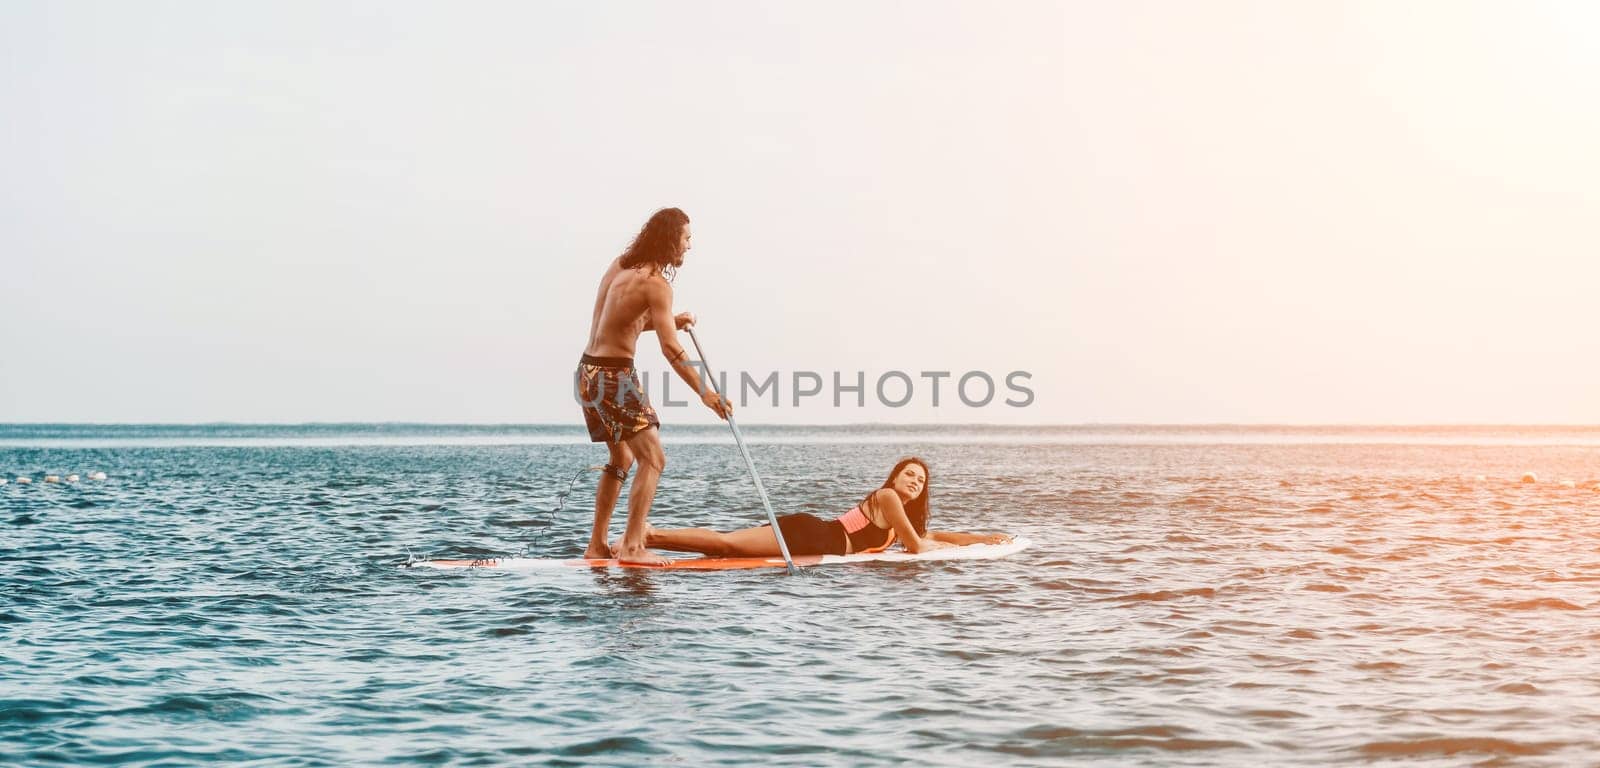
[576,207,732,565]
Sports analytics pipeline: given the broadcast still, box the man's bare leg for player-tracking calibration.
[614,426,670,565]
[585,441,634,559]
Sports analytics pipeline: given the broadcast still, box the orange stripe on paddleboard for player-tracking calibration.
[422,555,828,570]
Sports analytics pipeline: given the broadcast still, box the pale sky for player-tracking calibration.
[3,1,1597,424]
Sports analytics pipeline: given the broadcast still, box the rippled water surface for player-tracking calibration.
[4,425,1599,766]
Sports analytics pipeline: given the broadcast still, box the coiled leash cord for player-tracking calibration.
[513,463,611,556]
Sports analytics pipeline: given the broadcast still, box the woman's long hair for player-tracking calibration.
[864,457,930,536]
[618,207,690,278]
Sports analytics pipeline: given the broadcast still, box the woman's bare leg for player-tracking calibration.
[646,523,782,557]
[644,526,724,554]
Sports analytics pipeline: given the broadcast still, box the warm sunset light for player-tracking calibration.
[4,3,1598,766]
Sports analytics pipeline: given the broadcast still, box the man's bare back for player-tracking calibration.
[584,258,665,360]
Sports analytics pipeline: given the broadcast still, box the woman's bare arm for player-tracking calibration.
[927,530,1012,546]
[869,489,949,554]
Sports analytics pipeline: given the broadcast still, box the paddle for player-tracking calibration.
[684,325,799,575]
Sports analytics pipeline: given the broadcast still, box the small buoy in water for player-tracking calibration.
[1473,475,1487,482]
[0,478,7,486]
[17,477,32,484]
[66,474,80,483]
[1560,480,1577,489]
[90,471,108,481]
[1520,472,1538,484]
[44,475,61,484]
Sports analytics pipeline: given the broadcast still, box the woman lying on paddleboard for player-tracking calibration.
[644,457,1010,557]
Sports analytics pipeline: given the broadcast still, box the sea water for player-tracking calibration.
[3,424,1598,766]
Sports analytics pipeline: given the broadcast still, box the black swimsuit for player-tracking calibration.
[770,502,898,557]
[771,513,849,556]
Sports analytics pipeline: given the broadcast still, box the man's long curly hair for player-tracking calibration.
[618,207,690,278]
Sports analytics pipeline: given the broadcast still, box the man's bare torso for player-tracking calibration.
[584,258,662,360]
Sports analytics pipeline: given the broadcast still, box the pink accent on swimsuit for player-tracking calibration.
[836,505,869,534]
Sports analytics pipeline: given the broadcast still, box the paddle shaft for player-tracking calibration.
[683,326,799,574]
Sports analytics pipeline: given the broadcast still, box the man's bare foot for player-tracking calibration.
[613,542,670,566]
[583,541,614,560]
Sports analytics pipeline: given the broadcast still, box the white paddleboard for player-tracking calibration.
[407,536,1031,571]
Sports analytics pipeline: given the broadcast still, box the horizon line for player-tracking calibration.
[4,421,1600,429]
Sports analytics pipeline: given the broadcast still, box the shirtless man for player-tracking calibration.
[577,207,732,565]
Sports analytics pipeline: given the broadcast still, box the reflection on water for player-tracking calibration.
[590,568,664,601]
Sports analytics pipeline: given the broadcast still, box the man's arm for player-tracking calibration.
[644,278,730,418]
[639,311,694,334]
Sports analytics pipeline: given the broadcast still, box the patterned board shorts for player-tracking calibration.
[576,354,660,444]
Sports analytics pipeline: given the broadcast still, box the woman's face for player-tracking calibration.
[892,462,927,502]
